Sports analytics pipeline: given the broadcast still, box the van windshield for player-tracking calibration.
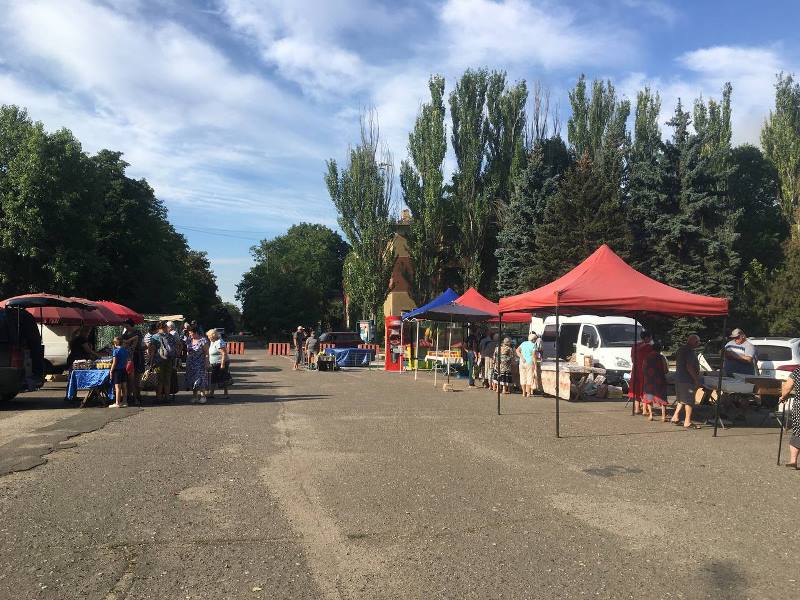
[597,324,637,347]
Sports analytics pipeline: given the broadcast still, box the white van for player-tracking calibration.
[41,325,79,373]
[530,315,643,385]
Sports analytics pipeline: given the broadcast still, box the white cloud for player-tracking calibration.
[438,0,636,70]
[619,45,790,146]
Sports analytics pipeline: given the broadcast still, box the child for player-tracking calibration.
[109,336,129,408]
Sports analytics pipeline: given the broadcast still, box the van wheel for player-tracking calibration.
[0,391,18,402]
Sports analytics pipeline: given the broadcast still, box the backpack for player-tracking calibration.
[158,334,176,361]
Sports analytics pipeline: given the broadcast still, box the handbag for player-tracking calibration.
[140,367,158,390]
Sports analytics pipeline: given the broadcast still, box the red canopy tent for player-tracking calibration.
[0,294,95,325]
[498,245,729,317]
[498,245,729,437]
[455,288,531,323]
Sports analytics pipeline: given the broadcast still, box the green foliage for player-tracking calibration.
[761,73,800,228]
[400,75,448,305]
[769,241,800,335]
[237,223,348,337]
[495,136,570,295]
[534,154,632,279]
[0,105,223,321]
[325,114,395,320]
[450,69,493,290]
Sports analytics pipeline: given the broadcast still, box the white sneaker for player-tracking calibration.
[198,396,207,404]
[108,403,120,408]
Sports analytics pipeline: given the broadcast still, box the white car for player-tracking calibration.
[749,337,800,380]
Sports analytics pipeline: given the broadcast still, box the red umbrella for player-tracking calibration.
[67,298,126,326]
[96,301,143,324]
[0,294,95,325]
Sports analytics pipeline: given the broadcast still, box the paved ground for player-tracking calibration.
[0,351,796,599]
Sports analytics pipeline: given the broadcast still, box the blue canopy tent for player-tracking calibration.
[401,288,459,320]
[402,288,459,380]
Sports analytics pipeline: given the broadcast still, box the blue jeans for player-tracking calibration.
[466,351,475,386]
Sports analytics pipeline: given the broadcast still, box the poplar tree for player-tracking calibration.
[450,69,492,290]
[325,113,396,321]
[761,73,800,232]
[400,75,448,305]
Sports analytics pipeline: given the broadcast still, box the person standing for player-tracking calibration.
[483,334,498,390]
[723,328,757,377]
[292,326,306,371]
[478,331,492,387]
[629,331,653,416]
[516,333,538,398]
[108,337,129,408]
[121,320,143,405]
[305,330,319,370]
[185,326,210,404]
[155,322,176,403]
[494,337,514,395]
[672,334,702,428]
[207,329,229,399]
[778,367,800,469]
[642,341,669,422]
[462,334,478,387]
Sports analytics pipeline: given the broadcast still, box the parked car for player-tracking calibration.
[0,307,44,401]
[531,314,644,386]
[749,337,800,380]
[318,331,363,348]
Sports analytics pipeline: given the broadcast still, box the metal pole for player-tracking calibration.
[631,318,639,415]
[433,328,440,388]
[399,319,404,374]
[497,313,503,415]
[713,316,728,437]
[414,320,420,381]
[555,303,560,438]
[447,314,453,386]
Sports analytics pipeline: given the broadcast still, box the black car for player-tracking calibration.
[0,308,44,402]
[318,331,364,348]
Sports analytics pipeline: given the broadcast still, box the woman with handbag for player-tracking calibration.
[185,325,210,404]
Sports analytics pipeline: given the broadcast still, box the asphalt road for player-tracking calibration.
[0,352,796,599]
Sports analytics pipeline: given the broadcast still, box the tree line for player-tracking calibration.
[0,105,237,330]
[305,70,800,345]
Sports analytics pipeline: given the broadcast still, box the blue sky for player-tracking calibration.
[1,0,799,304]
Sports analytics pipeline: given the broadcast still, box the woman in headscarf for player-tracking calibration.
[184,325,209,404]
[494,337,514,395]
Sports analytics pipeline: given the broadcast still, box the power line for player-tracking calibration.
[174,226,264,241]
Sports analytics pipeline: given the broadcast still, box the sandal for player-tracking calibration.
[784,463,798,469]
[683,423,701,429]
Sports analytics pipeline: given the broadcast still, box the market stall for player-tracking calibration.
[66,359,115,406]
[499,244,729,437]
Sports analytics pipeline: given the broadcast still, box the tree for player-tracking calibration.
[761,73,800,231]
[769,240,800,335]
[449,69,492,290]
[325,113,395,321]
[628,88,665,273]
[495,134,569,296]
[0,104,224,319]
[400,75,448,305]
[534,154,632,278]
[237,223,348,337]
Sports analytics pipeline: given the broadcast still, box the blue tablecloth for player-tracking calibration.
[66,369,114,401]
[324,348,373,367]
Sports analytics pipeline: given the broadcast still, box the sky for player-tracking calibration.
[1,0,799,304]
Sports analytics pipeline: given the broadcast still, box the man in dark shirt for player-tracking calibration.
[478,332,493,388]
[292,326,306,370]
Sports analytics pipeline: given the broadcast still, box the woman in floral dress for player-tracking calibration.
[184,326,209,404]
[778,366,800,468]
[493,337,514,395]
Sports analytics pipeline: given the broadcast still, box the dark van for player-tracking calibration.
[318,331,363,348]
[0,308,44,402]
